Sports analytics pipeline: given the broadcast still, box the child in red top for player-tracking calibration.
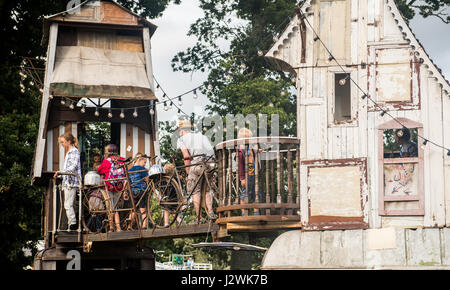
[97,144,125,232]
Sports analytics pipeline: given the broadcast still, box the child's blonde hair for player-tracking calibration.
[134,152,146,164]
[59,132,79,149]
[238,128,253,139]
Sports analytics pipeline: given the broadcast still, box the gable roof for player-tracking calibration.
[266,0,450,96]
[42,0,157,45]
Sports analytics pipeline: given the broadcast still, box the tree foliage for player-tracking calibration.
[172,0,298,137]
[395,0,450,24]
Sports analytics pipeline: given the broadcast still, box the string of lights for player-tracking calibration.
[18,60,207,118]
[296,10,450,156]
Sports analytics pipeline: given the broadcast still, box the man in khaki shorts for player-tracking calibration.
[176,120,217,222]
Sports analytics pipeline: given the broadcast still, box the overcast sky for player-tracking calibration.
[150,1,450,124]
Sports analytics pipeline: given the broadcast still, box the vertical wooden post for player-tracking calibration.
[244,145,248,216]
[287,148,294,215]
[227,149,232,218]
[270,155,275,206]
[296,145,301,210]
[34,22,58,178]
[265,152,270,215]
[222,149,226,206]
[254,148,259,204]
[235,148,240,207]
[276,149,282,208]
[217,150,223,218]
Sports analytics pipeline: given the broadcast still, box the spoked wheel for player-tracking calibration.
[147,175,183,228]
[81,188,110,234]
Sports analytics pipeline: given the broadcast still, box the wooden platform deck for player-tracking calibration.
[55,223,219,244]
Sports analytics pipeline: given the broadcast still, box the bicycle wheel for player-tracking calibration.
[81,188,110,234]
[147,175,183,228]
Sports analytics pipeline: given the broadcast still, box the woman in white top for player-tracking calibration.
[53,132,81,231]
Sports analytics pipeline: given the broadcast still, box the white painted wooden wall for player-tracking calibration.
[266,0,450,228]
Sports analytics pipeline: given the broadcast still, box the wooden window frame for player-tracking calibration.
[328,69,359,127]
[368,44,421,111]
[378,118,424,216]
[302,158,369,230]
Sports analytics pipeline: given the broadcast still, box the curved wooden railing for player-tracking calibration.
[215,137,301,228]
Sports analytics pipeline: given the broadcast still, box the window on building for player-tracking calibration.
[334,73,351,122]
[378,119,424,216]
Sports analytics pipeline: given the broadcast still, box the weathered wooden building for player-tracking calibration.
[262,0,450,269]
[32,0,161,269]
[32,0,160,182]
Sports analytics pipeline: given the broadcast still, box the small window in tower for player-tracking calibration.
[334,73,351,122]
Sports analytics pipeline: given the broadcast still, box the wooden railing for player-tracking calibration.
[215,137,301,227]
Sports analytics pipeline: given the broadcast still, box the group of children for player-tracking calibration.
[96,144,150,232]
[54,134,151,232]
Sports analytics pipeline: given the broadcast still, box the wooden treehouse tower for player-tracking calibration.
[32,0,163,270]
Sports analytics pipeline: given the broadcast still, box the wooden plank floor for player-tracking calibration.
[54,223,219,244]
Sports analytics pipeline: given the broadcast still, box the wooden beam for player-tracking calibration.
[82,223,219,243]
[33,22,58,178]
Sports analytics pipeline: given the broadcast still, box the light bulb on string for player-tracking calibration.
[225,74,231,81]
[149,107,154,115]
[290,75,296,83]
[29,81,34,86]
[162,93,166,99]
[164,101,168,111]
[69,102,74,110]
[156,84,160,92]
[193,89,198,99]
[80,105,86,114]
[169,101,173,110]
[60,98,66,105]
[178,96,183,106]
[120,109,125,119]
[133,108,138,118]
[207,84,213,90]
[108,109,113,118]
[94,107,99,117]
[339,74,350,86]
[49,94,53,100]
[257,48,263,56]
[240,63,246,69]
[273,34,279,42]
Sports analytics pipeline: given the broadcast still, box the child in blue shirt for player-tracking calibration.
[128,153,149,229]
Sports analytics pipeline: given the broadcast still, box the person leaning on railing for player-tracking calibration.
[237,128,263,216]
[53,132,82,231]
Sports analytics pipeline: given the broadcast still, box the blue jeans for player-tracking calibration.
[239,175,263,202]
